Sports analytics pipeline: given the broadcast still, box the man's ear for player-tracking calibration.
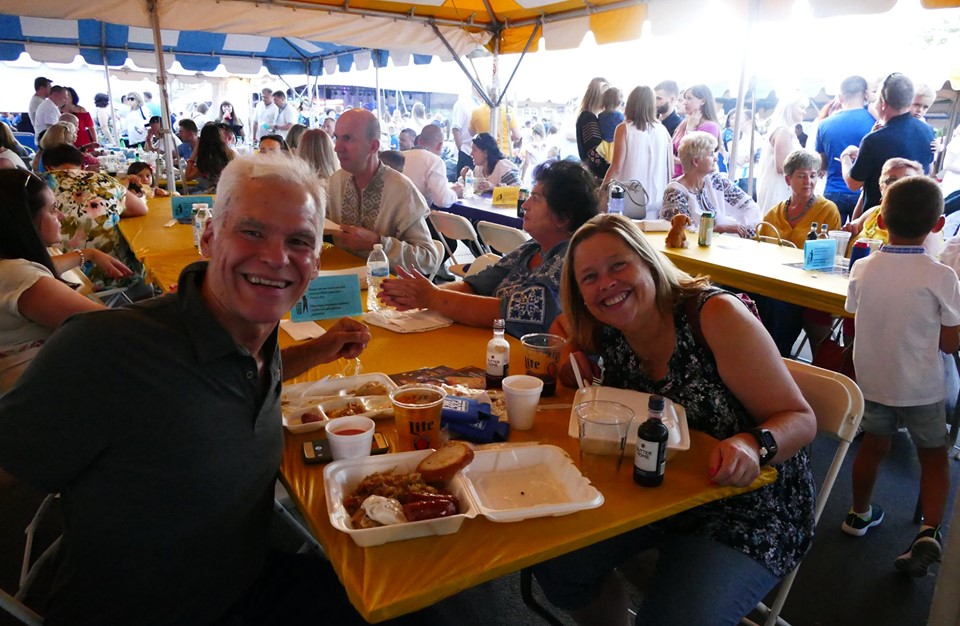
[932,214,946,234]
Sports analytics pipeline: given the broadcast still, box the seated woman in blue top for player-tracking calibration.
[379,160,599,337]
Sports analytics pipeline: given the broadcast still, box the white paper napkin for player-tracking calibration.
[280,320,327,341]
[362,309,454,333]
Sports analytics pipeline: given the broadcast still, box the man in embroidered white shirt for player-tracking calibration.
[327,109,440,275]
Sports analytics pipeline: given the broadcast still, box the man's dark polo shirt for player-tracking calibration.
[850,111,934,209]
[0,262,283,625]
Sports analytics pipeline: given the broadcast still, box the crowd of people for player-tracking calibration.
[0,68,957,624]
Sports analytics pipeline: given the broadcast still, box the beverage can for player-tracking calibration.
[698,212,714,247]
[193,206,211,249]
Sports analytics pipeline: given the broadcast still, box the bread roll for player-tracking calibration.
[416,441,474,483]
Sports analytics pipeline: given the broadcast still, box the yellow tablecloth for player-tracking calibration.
[649,233,850,317]
[280,334,776,623]
[117,197,778,622]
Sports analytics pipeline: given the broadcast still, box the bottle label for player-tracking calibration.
[634,440,662,473]
[486,344,509,376]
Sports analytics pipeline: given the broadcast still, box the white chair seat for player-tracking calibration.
[477,220,530,255]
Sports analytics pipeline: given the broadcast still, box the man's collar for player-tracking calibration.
[176,261,272,364]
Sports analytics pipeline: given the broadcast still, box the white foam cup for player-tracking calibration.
[501,375,544,431]
[326,416,375,460]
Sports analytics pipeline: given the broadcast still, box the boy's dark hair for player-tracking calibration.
[42,143,84,169]
[881,176,943,239]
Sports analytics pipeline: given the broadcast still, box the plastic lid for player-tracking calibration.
[373,243,383,251]
[647,395,665,412]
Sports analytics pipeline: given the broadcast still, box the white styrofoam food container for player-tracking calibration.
[282,373,397,433]
[460,445,604,522]
[568,387,690,458]
[324,445,603,546]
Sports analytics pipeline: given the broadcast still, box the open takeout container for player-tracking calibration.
[282,373,398,434]
[324,445,604,546]
[568,387,690,459]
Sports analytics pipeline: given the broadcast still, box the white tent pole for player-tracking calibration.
[489,34,500,150]
[146,0,177,195]
[99,22,120,146]
[375,53,383,127]
[741,0,759,195]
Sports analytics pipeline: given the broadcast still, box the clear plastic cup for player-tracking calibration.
[827,230,851,263]
[575,401,635,480]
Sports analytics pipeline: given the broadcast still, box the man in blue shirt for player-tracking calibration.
[816,76,876,224]
[842,73,934,216]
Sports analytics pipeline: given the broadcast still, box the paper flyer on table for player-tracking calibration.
[363,309,454,333]
[280,320,326,341]
[291,274,362,321]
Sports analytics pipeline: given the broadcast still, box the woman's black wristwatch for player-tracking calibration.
[746,428,778,466]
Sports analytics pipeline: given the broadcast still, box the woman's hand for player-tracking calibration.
[709,434,761,487]
[459,166,471,180]
[88,249,133,279]
[715,224,750,238]
[474,179,492,194]
[379,266,436,311]
[558,350,601,390]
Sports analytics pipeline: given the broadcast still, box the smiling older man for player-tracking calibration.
[327,108,440,275]
[0,154,372,625]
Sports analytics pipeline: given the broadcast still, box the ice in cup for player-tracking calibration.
[575,401,635,480]
[389,384,445,452]
[520,333,567,397]
[501,375,544,430]
[327,416,376,460]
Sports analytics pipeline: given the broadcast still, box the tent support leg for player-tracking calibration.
[146,0,177,196]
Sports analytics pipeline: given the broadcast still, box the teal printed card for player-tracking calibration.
[803,238,837,271]
[291,274,362,321]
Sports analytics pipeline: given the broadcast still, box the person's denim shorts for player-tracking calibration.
[861,400,947,448]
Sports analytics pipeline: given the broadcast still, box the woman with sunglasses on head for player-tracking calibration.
[0,169,130,394]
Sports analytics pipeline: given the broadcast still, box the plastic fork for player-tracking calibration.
[592,356,605,386]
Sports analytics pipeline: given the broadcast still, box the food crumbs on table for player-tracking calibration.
[521,491,525,496]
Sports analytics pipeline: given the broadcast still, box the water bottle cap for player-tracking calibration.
[373,243,383,251]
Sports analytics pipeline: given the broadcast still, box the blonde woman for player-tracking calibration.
[600,86,673,219]
[124,92,151,148]
[296,129,338,187]
[575,77,610,180]
[757,91,809,213]
[33,121,78,172]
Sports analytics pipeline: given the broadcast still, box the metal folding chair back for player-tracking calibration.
[745,359,864,626]
[428,211,486,261]
[477,220,530,255]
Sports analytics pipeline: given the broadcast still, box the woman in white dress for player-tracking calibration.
[600,85,673,219]
[124,92,151,149]
[757,91,809,213]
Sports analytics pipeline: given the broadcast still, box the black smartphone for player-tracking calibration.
[302,439,333,464]
[303,432,389,464]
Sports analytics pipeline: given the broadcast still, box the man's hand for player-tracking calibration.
[333,225,380,252]
[321,318,371,361]
[280,318,371,380]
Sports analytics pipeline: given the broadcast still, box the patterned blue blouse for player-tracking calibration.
[464,239,567,338]
[598,288,816,577]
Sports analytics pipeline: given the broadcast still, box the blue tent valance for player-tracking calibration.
[0,14,426,75]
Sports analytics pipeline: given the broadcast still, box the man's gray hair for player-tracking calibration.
[880,73,914,111]
[212,154,326,250]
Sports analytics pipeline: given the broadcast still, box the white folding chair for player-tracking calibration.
[754,221,798,249]
[0,589,41,626]
[744,359,864,626]
[427,240,446,283]
[476,220,530,255]
[429,211,486,276]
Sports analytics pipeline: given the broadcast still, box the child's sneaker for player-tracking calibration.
[894,526,942,577]
[841,505,885,537]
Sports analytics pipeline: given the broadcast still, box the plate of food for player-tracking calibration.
[282,374,398,433]
[324,442,604,545]
[324,442,477,546]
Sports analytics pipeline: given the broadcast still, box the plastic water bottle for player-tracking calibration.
[608,184,625,216]
[464,171,475,199]
[634,395,668,487]
[485,319,510,389]
[366,244,389,312]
